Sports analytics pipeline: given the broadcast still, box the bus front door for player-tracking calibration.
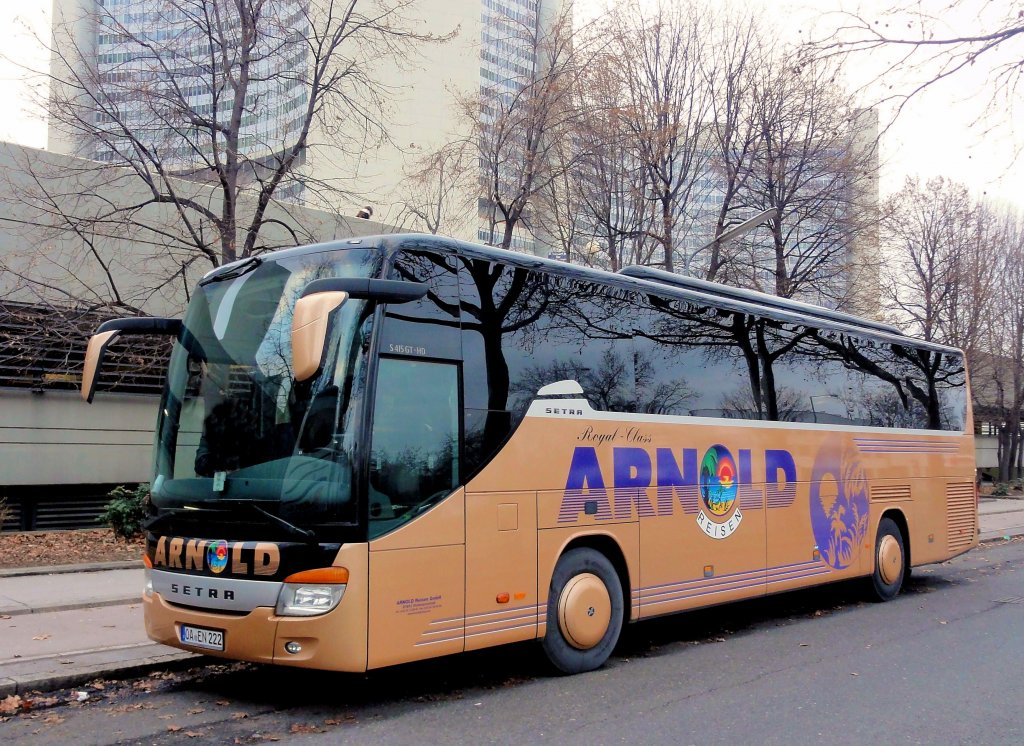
[366,358,466,668]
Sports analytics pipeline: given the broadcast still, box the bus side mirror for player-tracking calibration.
[81,317,182,403]
[292,291,349,382]
[291,277,427,382]
[81,330,121,403]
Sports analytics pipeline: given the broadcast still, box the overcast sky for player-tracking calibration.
[1,0,1019,208]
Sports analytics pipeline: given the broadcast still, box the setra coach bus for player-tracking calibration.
[81,234,977,674]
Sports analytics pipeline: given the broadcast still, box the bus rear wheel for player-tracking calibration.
[541,548,623,674]
[869,517,906,602]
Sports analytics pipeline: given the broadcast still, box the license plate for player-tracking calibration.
[179,624,224,651]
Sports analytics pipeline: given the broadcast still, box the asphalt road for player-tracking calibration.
[2,539,1022,745]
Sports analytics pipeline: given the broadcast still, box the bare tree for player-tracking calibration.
[805,2,1024,133]
[700,8,768,283]
[882,178,1024,479]
[18,0,441,282]
[881,176,977,343]
[535,132,588,264]
[559,28,653,271]
[396,140,476,236]
[985,211,1024,481]
[608,0,714,273]
[945,200,999,366]
[737,55,876,303]
[473,4,584,252]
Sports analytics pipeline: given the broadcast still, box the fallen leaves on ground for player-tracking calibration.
[324,715,355,726]
[0,528,144,569]
[105,703,153,714]
[290,723,324,734]
[32,633,51,641]
[0,695,24,715]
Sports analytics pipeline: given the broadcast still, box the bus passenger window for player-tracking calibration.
[368,358,459,537]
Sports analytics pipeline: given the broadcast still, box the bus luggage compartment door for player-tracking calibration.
[465,491,538,651]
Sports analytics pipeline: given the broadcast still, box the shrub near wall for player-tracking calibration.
[97,484,150,539]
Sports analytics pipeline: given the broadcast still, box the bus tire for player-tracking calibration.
[541,547,623,674]
[869,517,906,602]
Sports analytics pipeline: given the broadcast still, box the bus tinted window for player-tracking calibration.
[631,290,966,431]
[368,358,459,537]
[459,257,545,475]
[459,259,637,476]
[383,249,461,360]
[633,296,753,418]
[516,277,635,413]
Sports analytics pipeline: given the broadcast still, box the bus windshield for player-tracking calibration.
[151,248,381,529]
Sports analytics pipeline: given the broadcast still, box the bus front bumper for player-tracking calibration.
[144,591,368,672]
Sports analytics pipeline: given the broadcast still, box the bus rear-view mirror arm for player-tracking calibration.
[292,278,427,382]
[82,317,183,404]
[300,277,428,303]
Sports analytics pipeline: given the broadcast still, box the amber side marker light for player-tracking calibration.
[276,567,350,617]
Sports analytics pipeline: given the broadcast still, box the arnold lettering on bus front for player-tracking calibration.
[151,537,281,577]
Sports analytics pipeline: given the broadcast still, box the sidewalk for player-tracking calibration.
[978,496,1024,541]
[2,499,1023,697]
[0,565,200,697]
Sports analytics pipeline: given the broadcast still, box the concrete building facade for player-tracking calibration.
[0,141,395,527]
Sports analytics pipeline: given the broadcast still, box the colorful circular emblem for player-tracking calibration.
[809,438,869,569]
[700,444,738,516]
[207,540,229,574]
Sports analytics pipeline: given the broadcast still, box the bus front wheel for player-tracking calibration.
[541,547,623,674]
[869,517,906,602]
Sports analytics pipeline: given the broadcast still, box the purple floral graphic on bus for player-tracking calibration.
[809,437,869,569]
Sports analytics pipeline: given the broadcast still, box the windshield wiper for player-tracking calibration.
[233,501,317,545]
[199,256,262,286]
[143,510,182,534]
[143,502,317,545]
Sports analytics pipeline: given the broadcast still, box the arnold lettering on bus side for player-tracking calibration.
[557,443,797,532]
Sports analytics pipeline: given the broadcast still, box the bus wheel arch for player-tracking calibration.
[882,509,911,571]
[869,513,908,602]
[541,542,626,674]
[559,534,632,620]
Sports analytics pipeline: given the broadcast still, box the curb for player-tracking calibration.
[979,529,1024,543]
[0,561,141,579]
[0,595,142,618]
[0,650,205,697]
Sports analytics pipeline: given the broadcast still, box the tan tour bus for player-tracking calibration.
[82,234,977,674]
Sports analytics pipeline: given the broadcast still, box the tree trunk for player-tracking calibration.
[661,198,675,273]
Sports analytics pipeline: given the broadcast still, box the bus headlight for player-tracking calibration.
[275,567,349,617]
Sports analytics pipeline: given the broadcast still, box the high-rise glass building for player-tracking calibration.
[51,0,310,200]
[50,0,568,231]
